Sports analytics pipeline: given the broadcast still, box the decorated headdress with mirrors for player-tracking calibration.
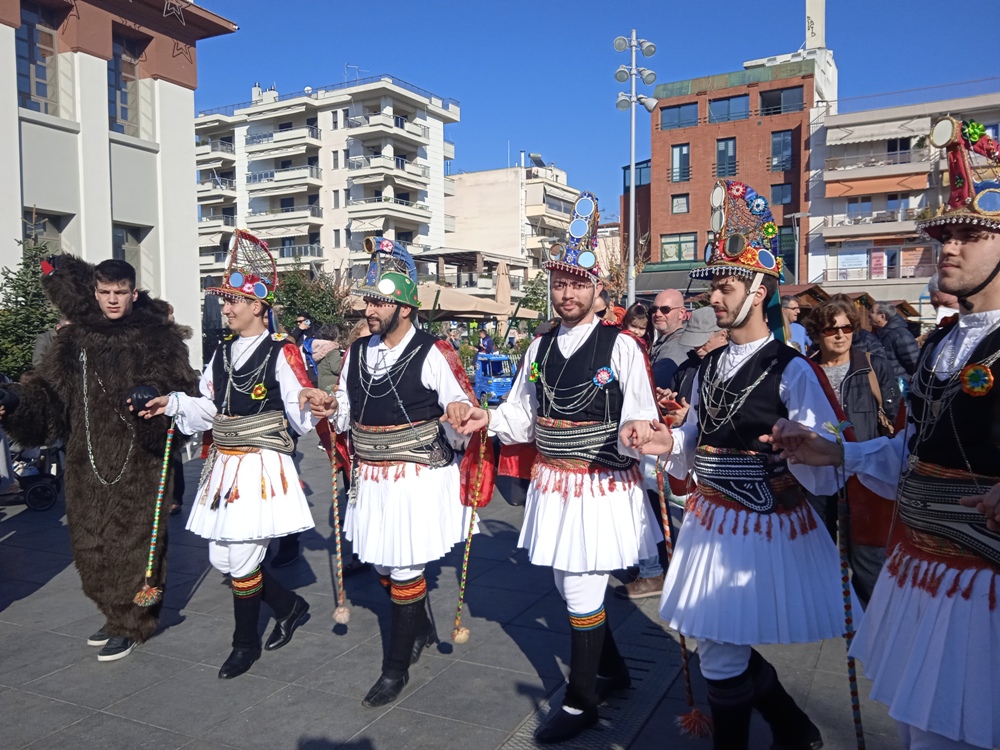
[692,180,786,334]
[353,236,420,308]
[207,228,278,306]
[543,192,602,280]
[920,117,1000,239]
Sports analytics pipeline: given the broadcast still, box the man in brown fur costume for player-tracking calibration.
[0,256,197,661]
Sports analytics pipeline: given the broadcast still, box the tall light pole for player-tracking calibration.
[615,30,657,306]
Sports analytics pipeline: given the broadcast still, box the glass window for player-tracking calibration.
[332,191,339,209]
[770,130,793,171]
[111,224,142,281]
[280,197,295,210]
[341,108,350,128]
[887,137,912,164]
[771,184,793,205]
[759,86,804,116]
[708,95,749,124]
[847,195,872,220]
[332,229,340,248]
[622,159,651,191]
[278,122,293,131]
[670,144,690,182]
[16,2,59,116]
[715,138,736,177]
[108,35,142,136]
[22,209,62,248]
[777,226,796,280]
[986,124,999,140]
[331,151,339,169]
[659,102,698,130]
[659,233,697,264]
[672,194,689,214]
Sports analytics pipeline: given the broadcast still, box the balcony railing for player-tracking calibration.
[669,166,692,183]
[246,165,323,184]
[832,207,922,226]
[249,205,323,218]
[199,214,236,226]
[348,196,430,211]
[195,138,235,154]
[819,264,936,282]
[769,157,794,172]
[277,244,323,258]
[713,161,738,178]
[245,132,274,146]
[347,113,430,139]
[824,149,932,171]
[758,102,805,116]
[245,126,321,146]
[347,155,430,178]
[198,177,236,190]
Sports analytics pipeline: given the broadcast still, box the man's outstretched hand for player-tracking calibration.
[633,420,674,456]
[759,418,843,466]
[134,395,169,420]
[959,483,1000,532]
[442,401,489,435]
[299,388,337,420]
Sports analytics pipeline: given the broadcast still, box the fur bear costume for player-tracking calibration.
[1,255,198,643]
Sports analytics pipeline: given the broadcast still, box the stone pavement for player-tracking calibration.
[0,433,903,750]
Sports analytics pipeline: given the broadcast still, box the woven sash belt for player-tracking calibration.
[351,419,454,468]
[693,447,801,514]
[534,419,634,471]
[899,461,1000,568]
[212,411,294,455]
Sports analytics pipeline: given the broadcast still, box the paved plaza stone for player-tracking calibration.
[0,433,903,749]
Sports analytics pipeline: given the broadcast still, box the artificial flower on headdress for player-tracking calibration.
[748,196,769,215]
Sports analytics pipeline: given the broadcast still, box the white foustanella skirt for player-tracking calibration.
[186,447,315,542]
[344,458,477,569]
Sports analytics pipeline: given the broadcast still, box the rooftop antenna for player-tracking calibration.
[344,64,368,83]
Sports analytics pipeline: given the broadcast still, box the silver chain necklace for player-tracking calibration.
[222,334,271,415]
[698,340,775,435]
[537,329,607,419]
[80,349,136,485]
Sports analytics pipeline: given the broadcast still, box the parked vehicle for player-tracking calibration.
[474,353,516,405]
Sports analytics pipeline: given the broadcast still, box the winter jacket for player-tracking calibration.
[815,348,900,442]
[669,350,702,404]
[312,339,342,394]
[851,327,887,360]
[874,315,920,380]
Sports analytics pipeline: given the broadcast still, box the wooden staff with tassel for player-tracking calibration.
[656,460,713,738]
[134,418,176,607]
[451,423,488,644]
[330,454,350,624]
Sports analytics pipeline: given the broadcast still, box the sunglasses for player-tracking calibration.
[821,325,854,337]
[649,305,677,316]
[595,308,607,318]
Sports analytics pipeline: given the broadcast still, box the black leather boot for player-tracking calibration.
[410,599,438,665]
[362,576,426,708]
[536,612,604,743]
[221,568,263,679]
[749,650,823,750]
[705,669,754,750]
[595,618,630,703]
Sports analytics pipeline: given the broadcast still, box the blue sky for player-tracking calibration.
[195,0,957,217]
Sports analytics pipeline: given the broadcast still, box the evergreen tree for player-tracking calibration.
[0,239,58,378]
[273,260,353,332]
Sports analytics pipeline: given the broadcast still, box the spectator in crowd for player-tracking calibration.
[825,294,887,359]
[621,303,653,350]
[313,324,342,395]
[666,306,727,418]
[927,273,960,325]
[593,289,610,321]
[289,314,313,345]
[871,300,920,381]
[345,318,371,349]
[781,296,811,353]
[804,298,900,608]
[477,328,496,353]
[648,288,688,388]
[446,328,462,351]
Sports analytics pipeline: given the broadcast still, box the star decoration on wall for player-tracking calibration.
[163,0,189,25]
[172,39,194,63]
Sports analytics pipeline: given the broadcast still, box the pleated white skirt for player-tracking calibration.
[186,448,315,542]
[517,462,660,573]
[850,542,1000,749]
[660,491,844,645]
[344,458,477,569]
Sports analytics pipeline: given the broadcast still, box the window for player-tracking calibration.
[341,108,350,128]
[111,224,142,278]
[16,2,59,116]
[280,197,295,210]
[887,192,911,220]
[279,159,293,170]
[770,130,794,171]
[771,184,793,205]
[22,209,63,248]
[986,124,999,140]
[672,194,689,214]
[278,122,293,131]
[715,138,736,177]
[307,193,319,206]
[397,231,414,244]
[332,191,340,209]
[343,149,350,166]
[343,189,349,206]
[660,233,697,264]
[708,95,749,124]
[887,137,911,164]
[777,226,796,281]
[670,144,690,182]
[331,151,339,169]
[332,229,340,248]
[545,193,573,214]
[622,159,651,191]
[659,102,698,130]
[108,35,143,136]
[847,195,872,221]
[759,86,804,116]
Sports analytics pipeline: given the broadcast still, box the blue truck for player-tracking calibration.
[474,353,516,405]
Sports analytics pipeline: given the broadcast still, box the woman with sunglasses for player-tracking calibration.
[804,297,900,608]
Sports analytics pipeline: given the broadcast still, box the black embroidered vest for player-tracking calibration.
[533,323,625,422]
[347,330,443,426]
[212,335,285,417]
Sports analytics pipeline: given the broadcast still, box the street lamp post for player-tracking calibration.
[614,30,657,307]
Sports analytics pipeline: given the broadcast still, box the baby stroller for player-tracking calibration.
[8,443,63,511]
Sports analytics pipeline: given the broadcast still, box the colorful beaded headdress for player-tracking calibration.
[543,192,603,281]
[353,236,421,308]
[206,229,277,306]
[691,180,784,281]
[919,117,1000,240]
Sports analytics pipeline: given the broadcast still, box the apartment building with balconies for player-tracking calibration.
[2,0,235,363]
[194,75,459,288]
[808,87,1000,307]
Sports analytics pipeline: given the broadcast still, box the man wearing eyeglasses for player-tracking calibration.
[780,295,811,354]
[648,288,689,389]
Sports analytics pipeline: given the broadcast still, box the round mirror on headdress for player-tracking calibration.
[377,278,396,296]
[757,249,777,271]
[228,271,245,288]
[363,236,378,254]
[725,234,746,258]
[711,208,725,234]
[547,244,566,262]
[973,189,1000,215]
[574,196,595,218]
[704,242,715,263]
[930,117,958,149]
[253,282,268,299]
[228,233,239,252]
[710,183,726,209]
[577,250,597,269]
[569,218,590,239]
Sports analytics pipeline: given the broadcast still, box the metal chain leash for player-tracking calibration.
[80,349,136,485]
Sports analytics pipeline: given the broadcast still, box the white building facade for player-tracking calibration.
[1,0,235,364]
[194,76,459,287]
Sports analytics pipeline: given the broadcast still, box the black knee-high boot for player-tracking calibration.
[362,574,427,708]
[705,669,754,750]
[749,650,822,750]
[535,607,605,744]
[596,615,630,700]
[261,566,309,651]
[220,567,263,679]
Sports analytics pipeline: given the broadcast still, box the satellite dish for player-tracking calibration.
[304,86,312,94]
